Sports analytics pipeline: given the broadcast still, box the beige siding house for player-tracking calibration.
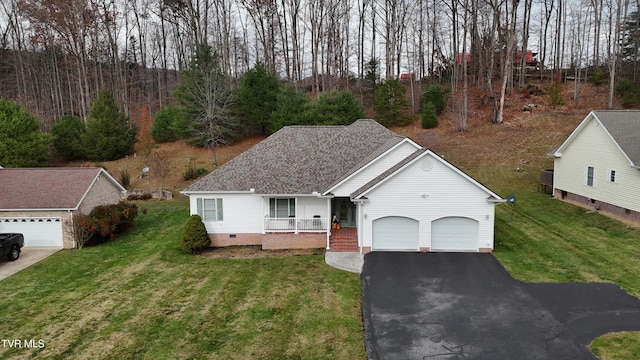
[551,111,640,224]
[0,168,126,248]
[182,120,503,253]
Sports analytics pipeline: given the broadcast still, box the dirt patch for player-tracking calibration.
[201,246,325,259]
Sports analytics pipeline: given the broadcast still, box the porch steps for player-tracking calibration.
[329,227,359,252]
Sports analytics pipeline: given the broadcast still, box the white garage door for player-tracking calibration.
[0,218,63,247]
[372,216,419,251]
[431,217,479,252]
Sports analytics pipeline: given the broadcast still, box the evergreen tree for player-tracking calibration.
[235,62,280,135]
[0,98,51,167]
[270,84,313,133]
[84,89,137,161]
[151,106,190,143]
[421,102,439,129]
[421,85,447,114]
[313,90,366,125]
[52,115,86,160]
[373,79,411,126]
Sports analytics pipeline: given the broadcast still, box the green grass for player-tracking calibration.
[0,198,364,359]
[492,191,640,358]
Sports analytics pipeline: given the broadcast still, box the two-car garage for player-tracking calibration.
[372,216,480,252]
[0,218,64,247]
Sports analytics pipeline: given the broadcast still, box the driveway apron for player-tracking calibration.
[361,252,640,360]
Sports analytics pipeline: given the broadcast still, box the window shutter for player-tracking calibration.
[216,198,223,221]
[196,198,203,217]
[289,198,296,216]
[269,198,275,217]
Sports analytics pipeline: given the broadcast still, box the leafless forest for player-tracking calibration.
[1,0,639,128]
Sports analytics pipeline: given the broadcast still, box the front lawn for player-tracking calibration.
[0,198,364,359]
[493,192,640,358]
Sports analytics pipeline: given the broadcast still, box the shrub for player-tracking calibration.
[183,157,198,180]
[127,193,153,201]
[421,102,439,129]
[120,169,131,189]
[591,68,605,86]
[548,81,566,107]
[616,78,640,108]
[84,202,138,245]
[181,214,210,253]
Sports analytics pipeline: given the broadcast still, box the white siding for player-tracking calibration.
[189,194,330,234]
[331,141,420,196]
[295,197,328,218]
[359,154,495,251]
[190,194,264,233]
[554,115,640,212]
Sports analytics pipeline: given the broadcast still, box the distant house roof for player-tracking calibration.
[183,119,405,194]
[0,167,125,211]
[553,111,640,167]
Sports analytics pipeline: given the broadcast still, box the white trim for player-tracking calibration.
[586,165,596,187]
[608,168,618,183]
[322,138,421,196]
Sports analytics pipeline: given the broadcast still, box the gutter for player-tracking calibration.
[487,198,508,204]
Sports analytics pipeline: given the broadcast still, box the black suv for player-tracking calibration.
[0,233,24,261]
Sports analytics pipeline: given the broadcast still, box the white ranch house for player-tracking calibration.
[551,110,640,224]
[182,120,503,253]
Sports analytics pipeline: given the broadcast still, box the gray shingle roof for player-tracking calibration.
[592,111,640,166]
[183,119,404,194]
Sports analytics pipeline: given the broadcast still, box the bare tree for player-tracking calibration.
[174,44,236,167]
[146,150,172,197]
[493,0,519,124]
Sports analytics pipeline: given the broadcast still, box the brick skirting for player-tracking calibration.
[554,189,640,226]
[208,232,326,249]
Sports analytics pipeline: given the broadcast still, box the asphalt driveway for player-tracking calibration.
[361,252,640,360]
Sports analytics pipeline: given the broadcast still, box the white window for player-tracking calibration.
[269,198,295,218]
[587,166,594,187]
[609,170,617,183]
[196,198,223,221]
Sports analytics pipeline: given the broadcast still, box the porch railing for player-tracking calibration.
[264,217,329,233]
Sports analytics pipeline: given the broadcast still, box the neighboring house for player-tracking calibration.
[551,110,640,224]
[182,119,503,253]
[0,168,126,248]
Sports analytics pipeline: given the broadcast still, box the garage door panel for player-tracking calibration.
[373,216,419,251]
[431,217,479,252]
[0,218,63,247]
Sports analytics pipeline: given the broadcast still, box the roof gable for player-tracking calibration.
[183,119,404,194]
[554,111,640,167]
[352,149,502,200]
[0,168,124,210]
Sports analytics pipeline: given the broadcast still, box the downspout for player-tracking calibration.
[326,197,331,250]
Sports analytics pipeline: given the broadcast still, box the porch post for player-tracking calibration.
[326,197,331,250]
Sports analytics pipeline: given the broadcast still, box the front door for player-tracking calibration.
[331,197,357,227]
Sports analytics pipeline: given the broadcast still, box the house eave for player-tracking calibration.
[0,207,77,212]
[180,189,257,195]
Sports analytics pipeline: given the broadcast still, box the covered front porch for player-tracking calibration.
[260,196,361,252]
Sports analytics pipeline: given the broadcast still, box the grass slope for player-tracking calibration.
[0,198,364,359]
